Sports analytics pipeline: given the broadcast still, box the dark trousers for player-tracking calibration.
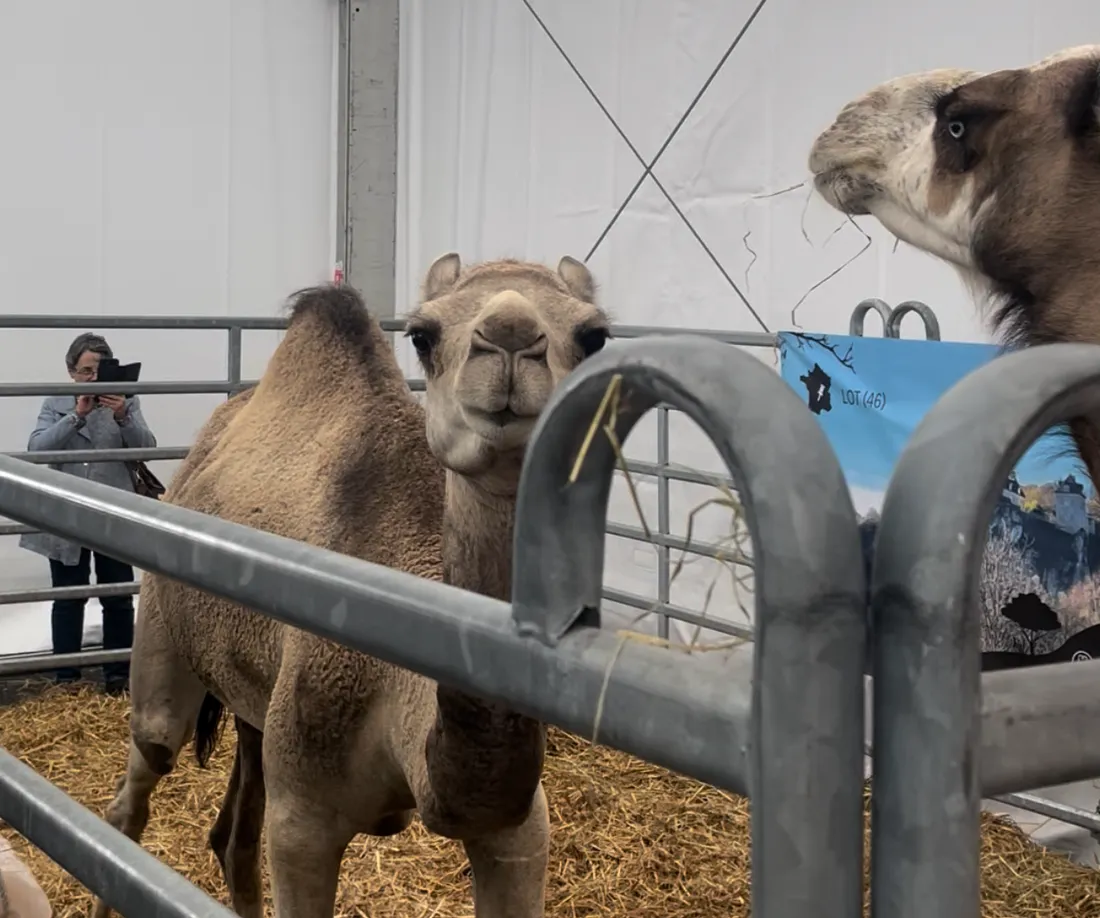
[49,548,134,684]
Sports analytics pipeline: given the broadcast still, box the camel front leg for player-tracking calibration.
[209,717,266,918]
[264,789,353,918]
[462,782,550,918]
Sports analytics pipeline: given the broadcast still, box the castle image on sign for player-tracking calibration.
[997,470,1095,595]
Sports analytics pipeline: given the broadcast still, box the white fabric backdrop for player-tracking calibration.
[395,0,1100,641]
[0,0,339,591]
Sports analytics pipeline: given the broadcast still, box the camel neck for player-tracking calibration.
[442,471,517,602]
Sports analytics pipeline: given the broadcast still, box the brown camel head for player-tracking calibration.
[404,254,611,485]
[808,45,1100,347]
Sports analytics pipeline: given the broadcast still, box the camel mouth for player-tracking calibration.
[813,169,873,216]
[464,406,539,433]
[485,408,519,427]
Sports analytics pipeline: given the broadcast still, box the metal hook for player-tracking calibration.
[886,300,941,341]
[848,299,893,338]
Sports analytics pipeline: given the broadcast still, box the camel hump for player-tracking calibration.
[285,283,379,354]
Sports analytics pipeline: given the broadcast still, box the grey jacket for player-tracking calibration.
[19,395,157,566]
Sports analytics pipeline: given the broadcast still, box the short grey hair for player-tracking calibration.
[65,332,113,370]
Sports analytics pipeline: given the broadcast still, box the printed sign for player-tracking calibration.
[778,331,1100,667]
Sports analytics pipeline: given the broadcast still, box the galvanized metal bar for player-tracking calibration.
[7,447,734,490]
[870,341,1100,918]
[864,723,1100,838]
[0,454,753,796]
[345,0,400,312]
[334,0,352,277]
[608,324,775,346]
[0,381,257,397]
[0,648,131,677]
[977,660,1100,794]
[990,791,1100,835]
[604,521,733,562]
[0,749,236,918]
[887,301,941,341]
[0,582,139,606]
[656,407,672,640]
[0,522,33,536]
[8,447,188,464]
[511,334,867,918]
[601,587,754,640]
[849,298,892,338]
[226,326,242,388]
[626,456,735,489]
[0,315,288,330]
[0,314,797,347]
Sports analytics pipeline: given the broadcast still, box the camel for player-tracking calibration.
[807,44,1100,482]
[91,253,611,918]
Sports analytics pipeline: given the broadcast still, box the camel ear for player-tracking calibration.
[1063,60,1100,138]
[423,253,462,301]
[557,255,596,303]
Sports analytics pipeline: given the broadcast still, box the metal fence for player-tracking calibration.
[0,299,938,652]
[3,311,1100,916]
[0,332,870,917]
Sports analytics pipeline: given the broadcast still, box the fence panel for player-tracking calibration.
[0,300,935,644]
[0,332,873,917]
[0,749,235,917]
[870,341,1100,918]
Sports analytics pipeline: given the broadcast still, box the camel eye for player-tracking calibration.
[948,119,966,140]
[405,327,437,358]
[576,326,610,358]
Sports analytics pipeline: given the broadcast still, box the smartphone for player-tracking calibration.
[94,359,142,405]
[96,359,142,384]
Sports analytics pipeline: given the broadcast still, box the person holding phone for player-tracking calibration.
[19,332,158,695]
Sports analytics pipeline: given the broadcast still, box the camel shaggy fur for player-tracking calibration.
[91,253,611,918]
[808,44,1100,481]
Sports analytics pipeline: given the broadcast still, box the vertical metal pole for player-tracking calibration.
[510,335,868,917]
[334,0,351,274]
[226,326,242,398]
[867,344,1100,918]
[656,406,671,640]
[345,0,399,316]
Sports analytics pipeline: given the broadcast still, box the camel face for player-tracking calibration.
[810,45,1100,287]
[406,253,610,478]
[809,68,983,268]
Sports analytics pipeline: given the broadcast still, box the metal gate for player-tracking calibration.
[0,311,1099,918]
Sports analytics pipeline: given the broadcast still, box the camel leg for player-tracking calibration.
[92,608,208,918]
[263,785,354,918]
[462,782,550,918]
[209,717,266,918]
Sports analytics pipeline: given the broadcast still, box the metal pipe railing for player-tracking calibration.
[870,342,1100,918]
[0,333,871,917]
[3,303,1095,850]
[0,749,235,918]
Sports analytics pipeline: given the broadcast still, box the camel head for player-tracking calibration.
[808,67,984,268]
[808,45,1100,294]
[404,253,611,482]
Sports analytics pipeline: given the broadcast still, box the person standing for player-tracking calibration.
[19,332,158,695]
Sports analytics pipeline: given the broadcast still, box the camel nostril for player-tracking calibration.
[473,292,546,353]
[473,320,545,354]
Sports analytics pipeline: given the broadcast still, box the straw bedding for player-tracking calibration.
[0,684,1098,917]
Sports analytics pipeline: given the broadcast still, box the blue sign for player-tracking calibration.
[778,331,1100,665]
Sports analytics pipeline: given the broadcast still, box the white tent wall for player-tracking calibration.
[0,0,340,597]
[394,0,1100,644]
[394,1,1100,862]
[0,0,1097,869]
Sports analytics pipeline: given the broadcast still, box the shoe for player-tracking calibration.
[104,676,129,697]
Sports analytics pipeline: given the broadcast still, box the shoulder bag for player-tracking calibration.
[126,460,166,500]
